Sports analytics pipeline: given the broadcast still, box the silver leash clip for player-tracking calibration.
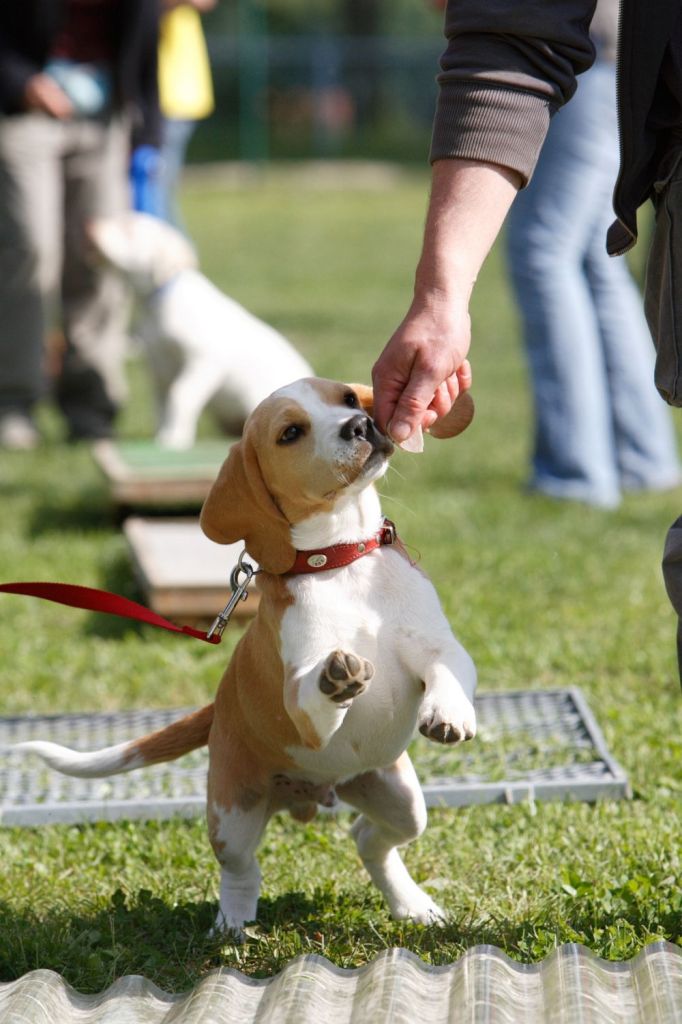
[207,550,257,640]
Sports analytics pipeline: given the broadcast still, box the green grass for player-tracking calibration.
[0,170,680,992]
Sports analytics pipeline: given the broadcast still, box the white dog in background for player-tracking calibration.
[88,212,314,449]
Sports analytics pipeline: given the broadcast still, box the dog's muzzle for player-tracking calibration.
[340,413,394,457]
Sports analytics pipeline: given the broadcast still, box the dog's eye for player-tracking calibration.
[343,392,359,408]
[278,424,304,445]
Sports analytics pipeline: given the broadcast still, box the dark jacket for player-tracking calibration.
[0,0,161,146]
[608,0,682,254]
[430,0,598,185]
[431,0,682,255]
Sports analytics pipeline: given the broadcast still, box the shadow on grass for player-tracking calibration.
[0,890,218,992]
[29,485,115,537]
[0,881,676,992]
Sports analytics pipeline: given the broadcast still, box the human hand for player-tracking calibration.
[23,74,74,119]
[371,296,472,443]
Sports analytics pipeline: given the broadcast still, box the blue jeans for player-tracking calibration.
[158,117,196,229]
[506,60,680,508]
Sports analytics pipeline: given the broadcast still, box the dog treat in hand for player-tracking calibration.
[398,426,424,453]
[428,391,475,440]
[394,392,475,451]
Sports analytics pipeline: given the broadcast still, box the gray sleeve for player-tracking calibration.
[430,0,598,184]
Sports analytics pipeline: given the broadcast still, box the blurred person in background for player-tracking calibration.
[0,0,160,448]
[131,0,216,229]
[157,0,216,230]
[506,0,680,509]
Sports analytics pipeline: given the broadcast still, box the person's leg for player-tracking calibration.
[643,135,682,682]
[57,116,131,439]
[157,117,196,230]
[583,65,680,491]
[506,63,620,507]
[0,114,64,444]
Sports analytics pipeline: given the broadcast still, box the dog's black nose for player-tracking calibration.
[340,413,371,441]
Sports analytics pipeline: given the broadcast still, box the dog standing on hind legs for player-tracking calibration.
[15,377,477,936]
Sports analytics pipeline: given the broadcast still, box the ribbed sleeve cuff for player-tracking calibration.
[430,82,554,186]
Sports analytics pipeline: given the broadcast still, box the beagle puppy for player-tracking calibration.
[17,378,477,935]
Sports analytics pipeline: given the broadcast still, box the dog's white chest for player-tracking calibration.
[279,550,436,781]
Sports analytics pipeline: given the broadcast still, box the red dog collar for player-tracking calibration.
[288,518,397,574]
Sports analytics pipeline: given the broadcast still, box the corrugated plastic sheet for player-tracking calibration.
[0,943,680,1024]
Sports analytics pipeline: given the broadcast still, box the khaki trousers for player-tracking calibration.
[0,111,130,437]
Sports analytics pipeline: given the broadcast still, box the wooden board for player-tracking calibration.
[123,517,258,623]
[92,439,234,507]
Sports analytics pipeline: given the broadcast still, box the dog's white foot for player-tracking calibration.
[212,862,261,942]
[155,426,194,450]
[391,892,448,927]
[209,911,247,943]
[418,691,476,745]
[319,650,374,706]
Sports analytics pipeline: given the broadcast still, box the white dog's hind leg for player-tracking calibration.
[157,359,221,449]
[337,753,446,925]
[208,797,271,938]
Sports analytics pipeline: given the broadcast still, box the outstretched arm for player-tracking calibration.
[372,157,520,441]
[371,0,597,443]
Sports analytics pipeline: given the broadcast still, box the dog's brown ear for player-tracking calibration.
[348,383,374,417]
[428,391,475,439]
[200,437,296,574]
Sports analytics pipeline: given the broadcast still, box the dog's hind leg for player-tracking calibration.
[206,729,273,938]
[207,794,271,939]
[337,752,446,926]
[157,359,221,449]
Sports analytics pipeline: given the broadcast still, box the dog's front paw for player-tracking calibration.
[418,695,476,745]
[319,650,374,706]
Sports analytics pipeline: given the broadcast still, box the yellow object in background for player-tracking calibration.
[158,5,215,120]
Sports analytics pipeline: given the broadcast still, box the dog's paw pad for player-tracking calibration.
[418,714,475,745]
[319,650,374,704]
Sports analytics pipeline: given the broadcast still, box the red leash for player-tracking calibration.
[0,520,402,644]
[0,581,222,644]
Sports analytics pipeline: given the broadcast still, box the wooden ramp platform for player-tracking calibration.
[123,517,258,623]
[92,439,233,508]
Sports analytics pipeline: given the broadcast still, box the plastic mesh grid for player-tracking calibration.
[0,688,629,826]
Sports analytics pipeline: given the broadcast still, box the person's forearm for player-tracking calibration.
[414,157,521,309]
[371,157,520,441]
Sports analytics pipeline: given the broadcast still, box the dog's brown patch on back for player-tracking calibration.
[206,572,304,822]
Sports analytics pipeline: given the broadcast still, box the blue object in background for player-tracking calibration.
[44,59,112,116]
[129,146,164,216]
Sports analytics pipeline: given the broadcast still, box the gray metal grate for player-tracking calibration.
[0,688,630,826]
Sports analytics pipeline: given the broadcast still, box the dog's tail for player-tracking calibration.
[13,704,214,778]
